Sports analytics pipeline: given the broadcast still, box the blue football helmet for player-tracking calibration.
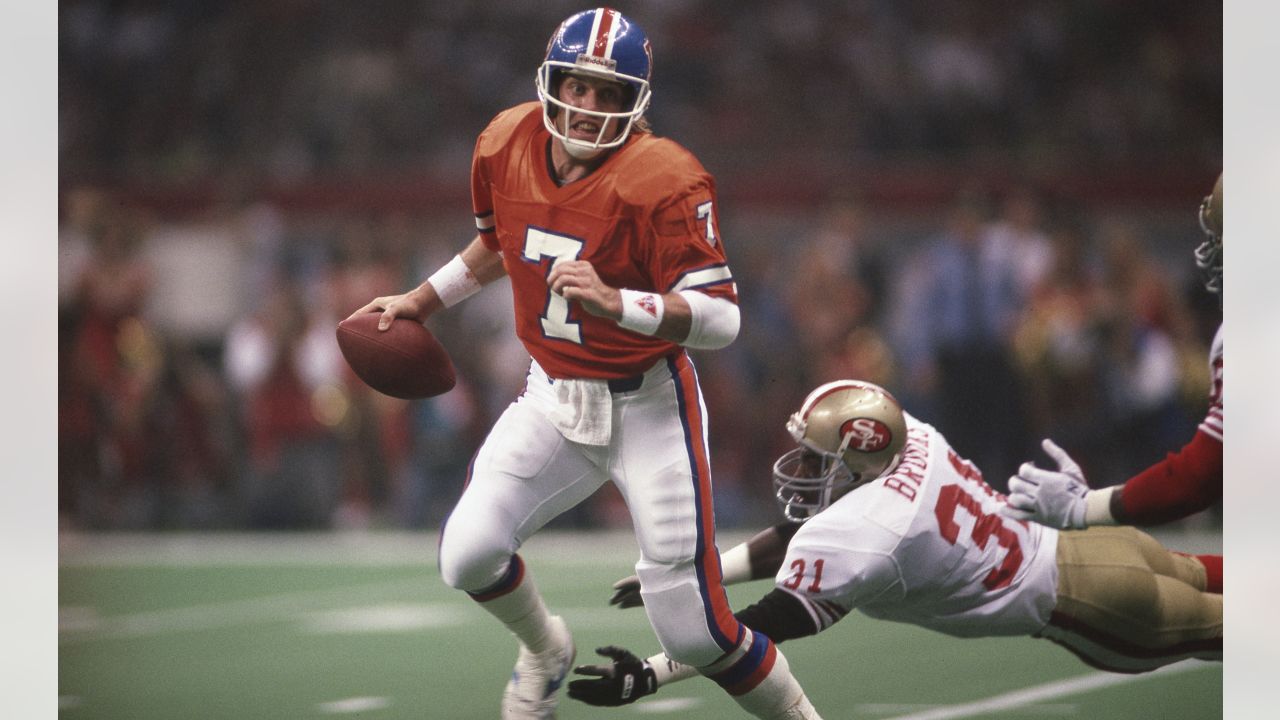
[535,8,653,157]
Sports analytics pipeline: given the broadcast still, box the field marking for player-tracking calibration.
[633,697,703,713]
[876,659,1216,720]
[860,704,1078,717]
[301,603,470,634]
[317,696,392,714]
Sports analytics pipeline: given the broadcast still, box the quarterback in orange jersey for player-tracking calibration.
[1002,173,1223,593]
[470,99,736,379]
[350,8,823,720]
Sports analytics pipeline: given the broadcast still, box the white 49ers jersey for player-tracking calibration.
[776,413,1059,638]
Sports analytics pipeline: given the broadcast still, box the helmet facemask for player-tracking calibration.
[772,444,863,523]
[536,64,651,158]
[1195,173,1223,296]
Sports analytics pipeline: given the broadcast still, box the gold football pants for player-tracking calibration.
[1036,526,1222,672]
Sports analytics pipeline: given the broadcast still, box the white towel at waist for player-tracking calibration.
[544,374,613,446]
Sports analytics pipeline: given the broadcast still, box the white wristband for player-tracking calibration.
[719,542,752,585]
[1084,487,1118,526]
[427,255,483,308]
[617,289,664,335]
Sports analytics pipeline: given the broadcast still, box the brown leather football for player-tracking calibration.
[336,313,456,399]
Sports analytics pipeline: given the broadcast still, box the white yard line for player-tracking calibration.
[876,660,1216,720]
[317,696,392,714]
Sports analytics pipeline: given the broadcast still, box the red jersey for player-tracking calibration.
[470,103,736,379]
[1119,324,1223,524]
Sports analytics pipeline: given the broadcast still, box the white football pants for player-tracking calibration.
[438,352,746,667]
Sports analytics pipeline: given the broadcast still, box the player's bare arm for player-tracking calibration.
[347,236,506,329]
[548,260,695,344]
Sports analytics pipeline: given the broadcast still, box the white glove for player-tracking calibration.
[1001,439,1090,529]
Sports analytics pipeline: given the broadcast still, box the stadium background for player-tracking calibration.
[59,0,1222,534]
[56,2,1225,718]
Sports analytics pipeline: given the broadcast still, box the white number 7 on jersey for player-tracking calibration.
[696,201,717,246]
[522,227,586,344]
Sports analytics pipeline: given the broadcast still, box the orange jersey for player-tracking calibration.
[471,102,736,379]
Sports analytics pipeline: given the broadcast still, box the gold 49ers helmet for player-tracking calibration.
[1196,172,1223,295]
[772,380,908,522]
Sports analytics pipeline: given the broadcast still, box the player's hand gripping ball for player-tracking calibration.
[336,313,456,399]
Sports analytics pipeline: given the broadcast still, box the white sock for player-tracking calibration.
[474,560,555,653]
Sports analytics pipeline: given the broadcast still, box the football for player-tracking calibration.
[336,313,456,399]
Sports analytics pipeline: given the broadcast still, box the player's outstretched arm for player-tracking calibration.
[575,588,826,706]
[1002,439,1108,529]
[609,522,800,608]
[568,646,666,707]
[1110,429,1222,525]
[1002,434,1223,529]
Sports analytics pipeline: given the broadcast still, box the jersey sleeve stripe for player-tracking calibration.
[668,264,733,293]
[475,213,495,233]
[1198,411,1223,441]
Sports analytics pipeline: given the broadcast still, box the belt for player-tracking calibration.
[607,374,645,393]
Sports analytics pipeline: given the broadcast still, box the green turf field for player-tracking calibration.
[59,530,1222,719]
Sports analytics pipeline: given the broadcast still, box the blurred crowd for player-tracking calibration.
[57,186,1220,531]
[60,0,1219,182]
[57,1,1220,531]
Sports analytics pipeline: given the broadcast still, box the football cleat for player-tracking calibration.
[501,615,576,719]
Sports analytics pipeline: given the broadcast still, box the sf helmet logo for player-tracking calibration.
[841,417,891,452]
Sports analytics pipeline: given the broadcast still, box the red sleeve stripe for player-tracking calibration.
[1198,406,1223,441]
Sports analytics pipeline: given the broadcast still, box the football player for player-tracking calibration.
[568,380,1221,707]
[1001,174,1223,593]
[349,9,822,720]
